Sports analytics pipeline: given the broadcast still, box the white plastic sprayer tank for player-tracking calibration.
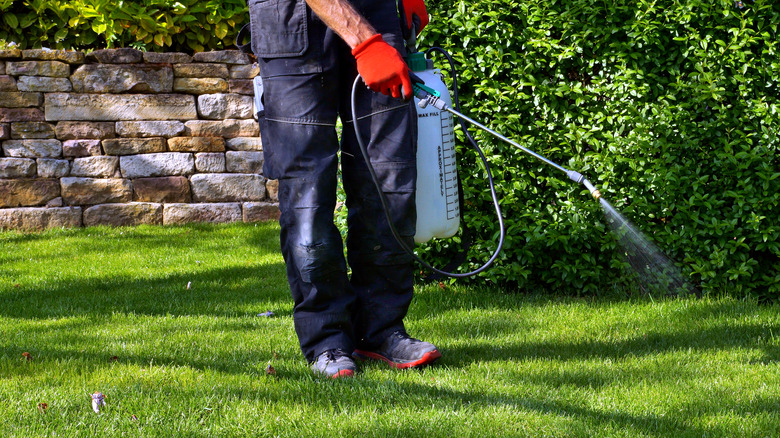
[409,53,460,243]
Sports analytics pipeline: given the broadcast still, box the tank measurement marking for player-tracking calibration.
[441,112,459,220]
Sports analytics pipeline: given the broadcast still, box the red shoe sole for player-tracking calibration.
[331,369,355,378]
[353,349,442,369]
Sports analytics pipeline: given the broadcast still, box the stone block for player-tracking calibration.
[55,121,116,140]
[71,64,174,93]
[226,137,263,151]
[37,158,70,177]
[0,123,7,139]
[0,75,16,91]
[226,151,263,174]
[61,177,132,205]
[163,202,242,225]
[168,136,225,152]
[119,152,195,178]
[193,50,251,65]
[10,122,55,139]
[0,49,22,59]
[86,48,143,64]
[0,61,4,75]
[243,202,280,222]
[63,139,103,157]
[229,79,254,95]
[173,63,229,78]
[184,119,259,138]
[0,178,60,207]
[22,49,85,64]
[3,139,61,158]
[45,93,197,121]
[143,52,192,64]
[194,153,226,173]
[265,179,278,202]
[102,137,166,156]
[16,76,73,92]
[229,64,259,79]
[132,176,191,203]
[70,156,119,177]
[83,202,163,227]
[46,197,63,207]
[197,94,254,120]
[0,157,36,178]
[173,77,228,94]
[116,121,185,138]
[0,92,42,108]
[6,61,70,77]
[190,173,266,202]
[0,207,82,231]
[0,108,44,122]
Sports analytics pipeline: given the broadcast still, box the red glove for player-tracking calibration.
[352,34,413,100]
[399,0,429,37]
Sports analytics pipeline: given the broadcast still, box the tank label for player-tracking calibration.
[438,145,444,196]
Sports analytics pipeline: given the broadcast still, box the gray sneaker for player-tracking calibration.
[353,331,441,369]
[311,349,356,378]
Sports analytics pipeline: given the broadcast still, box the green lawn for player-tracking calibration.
[1,223,778,437]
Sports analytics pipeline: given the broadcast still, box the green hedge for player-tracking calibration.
[415,0,780,300]
[0,0,248,52]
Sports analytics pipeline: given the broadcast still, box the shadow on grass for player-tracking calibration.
[0,223,289,319]
[446,299,780,370]
[0,264,289,319]
[442,321,780,366]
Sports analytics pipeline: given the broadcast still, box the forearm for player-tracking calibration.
[305,0,377,48]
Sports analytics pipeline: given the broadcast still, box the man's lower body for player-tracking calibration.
[249,0,440,377]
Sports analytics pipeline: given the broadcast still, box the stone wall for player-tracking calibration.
[0,48,279,231]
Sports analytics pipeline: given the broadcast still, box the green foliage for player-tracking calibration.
[0,0,248,52]
[417,0,780,299]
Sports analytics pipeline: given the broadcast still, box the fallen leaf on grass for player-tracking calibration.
[22,352,32,361]
[37,403,48,412]
[265,364,276,375]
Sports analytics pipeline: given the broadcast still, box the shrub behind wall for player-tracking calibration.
[0,0,248,52]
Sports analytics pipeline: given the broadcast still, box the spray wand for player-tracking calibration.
[413,85,602,200]
[412,68,697,295]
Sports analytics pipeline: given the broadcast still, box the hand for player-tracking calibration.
[399,0,429,37]
[352,34,413,100]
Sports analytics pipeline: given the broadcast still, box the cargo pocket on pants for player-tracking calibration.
[249,0,308,57]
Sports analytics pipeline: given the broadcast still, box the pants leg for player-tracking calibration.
[338,1,418,350]
[252,2,355,362]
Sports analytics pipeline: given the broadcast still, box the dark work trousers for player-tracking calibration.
[248,0,417,362]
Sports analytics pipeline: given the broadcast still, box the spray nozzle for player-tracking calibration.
[567,170,601,199]
[582,178,601,199]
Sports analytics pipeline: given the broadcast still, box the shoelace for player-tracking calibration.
[391,330,418,342]
[325,349,351,362]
